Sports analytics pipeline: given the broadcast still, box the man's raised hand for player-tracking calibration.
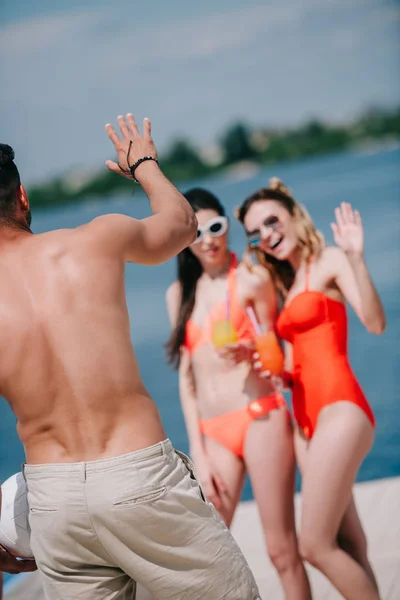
[105,114,157,180]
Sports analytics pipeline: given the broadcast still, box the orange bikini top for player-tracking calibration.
[276,262,348,350]
[184,253,255,355]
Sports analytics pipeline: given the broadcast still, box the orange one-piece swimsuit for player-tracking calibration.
[184,253,286,458]
[276,262,375,439]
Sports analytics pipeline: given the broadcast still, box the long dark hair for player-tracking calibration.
[166,188,226,368]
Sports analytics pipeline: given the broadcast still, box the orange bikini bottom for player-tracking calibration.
[199,393,287,459]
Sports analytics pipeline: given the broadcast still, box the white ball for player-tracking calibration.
[0,472,33,559]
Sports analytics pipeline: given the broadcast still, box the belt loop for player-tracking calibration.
[162,439,171,462]
[81,463,86,483]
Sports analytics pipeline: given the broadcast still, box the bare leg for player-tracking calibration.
[298,402,380,600]
[293,425,308,475]
[203,436,246,527]
[338,496,379,593]
[294,425,379,594]
[245,408,311,600]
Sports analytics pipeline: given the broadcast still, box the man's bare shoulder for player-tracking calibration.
[0,228,77,261]
[75,215,137,243]
[33,215,139,257]
[76,214,161,264]
[80,214,138,232]
[28,226,81,244]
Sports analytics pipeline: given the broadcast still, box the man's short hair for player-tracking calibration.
[0,144,21,218]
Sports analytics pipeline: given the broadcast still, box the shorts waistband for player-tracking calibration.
[23,438,173,478]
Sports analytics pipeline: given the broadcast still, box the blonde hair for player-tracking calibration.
[236,177,325,297]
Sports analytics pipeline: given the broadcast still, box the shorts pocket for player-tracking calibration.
[175,450,206,502]
[113,485,167,508]
[29,506,59,514]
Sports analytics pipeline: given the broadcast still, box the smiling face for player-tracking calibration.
[190,208,229,267]
[243,199,299,261]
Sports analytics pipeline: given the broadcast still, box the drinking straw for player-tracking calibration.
[246,306,262,335]
[226,289,231,322]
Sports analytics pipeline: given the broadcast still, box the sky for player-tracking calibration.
[0,0,399,184]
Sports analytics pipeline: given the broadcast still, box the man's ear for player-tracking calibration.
[19,185,30,212]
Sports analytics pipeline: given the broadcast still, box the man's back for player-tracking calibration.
[0,116,198,465]
[0,226,166,464]
[0,120,262,600]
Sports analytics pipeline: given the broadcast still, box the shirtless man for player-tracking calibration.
[0,114,261,600]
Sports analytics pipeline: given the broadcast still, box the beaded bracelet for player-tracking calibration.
[129,156,159,183]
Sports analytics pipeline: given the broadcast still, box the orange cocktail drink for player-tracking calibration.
[255,330,284,376]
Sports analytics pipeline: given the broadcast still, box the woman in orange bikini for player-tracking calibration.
[235,177,385,600]
[166,188,311,600]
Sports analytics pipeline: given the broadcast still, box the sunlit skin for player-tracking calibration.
[167,207,312,600]
[0,114,197,466]
[0,115,197,573]
[241,197,385,600]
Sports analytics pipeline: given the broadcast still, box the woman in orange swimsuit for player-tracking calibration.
[166,188,311,600]
[236,177,385,600]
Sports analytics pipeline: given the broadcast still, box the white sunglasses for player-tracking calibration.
[193,216,229,245]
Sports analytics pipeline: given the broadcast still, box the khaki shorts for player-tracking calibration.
[24,439,260,599]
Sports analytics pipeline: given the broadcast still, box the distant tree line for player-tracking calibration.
[28,106,400,208]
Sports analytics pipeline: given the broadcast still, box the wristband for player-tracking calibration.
[129,156,159,183]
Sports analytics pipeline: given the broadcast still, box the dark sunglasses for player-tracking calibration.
[246,215,281,248]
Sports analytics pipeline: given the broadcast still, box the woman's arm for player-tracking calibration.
[330,202,386,334]
[220,264,278,365]
[245,263,279,328]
